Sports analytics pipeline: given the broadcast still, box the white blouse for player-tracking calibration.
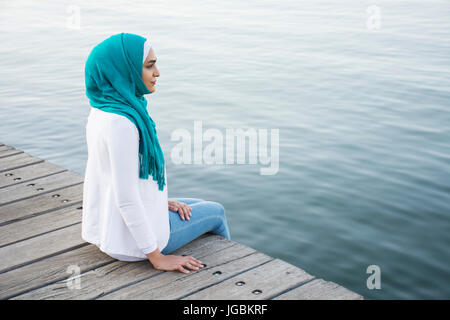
[81,107,170,260]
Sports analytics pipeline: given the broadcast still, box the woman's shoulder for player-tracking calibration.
[89,108,139,142]
[91,108,135,128]
[107,114,139,138]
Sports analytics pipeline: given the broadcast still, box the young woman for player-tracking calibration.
[82,33,231,274]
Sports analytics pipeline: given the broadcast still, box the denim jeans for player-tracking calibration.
[161,198,232,255]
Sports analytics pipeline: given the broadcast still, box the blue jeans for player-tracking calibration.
[161,198,231,255]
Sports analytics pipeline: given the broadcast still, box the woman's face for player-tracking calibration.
[142,47,160,93]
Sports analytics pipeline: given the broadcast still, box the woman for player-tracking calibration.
[82,33,231,274]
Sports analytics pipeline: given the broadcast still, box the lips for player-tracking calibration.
[151,81,156,86]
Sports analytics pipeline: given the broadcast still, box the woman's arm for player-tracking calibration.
[106,116,159,255]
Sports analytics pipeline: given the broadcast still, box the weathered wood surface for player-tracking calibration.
[273,278,363,300]
[0,161,67,188]
[0,142,364,300]
[0,205,82,247]
[0,184,83,225]
[0,145,23,158]
[0,170,83,206]
[0,153,44,173]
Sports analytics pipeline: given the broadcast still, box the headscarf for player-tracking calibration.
[84,32,165,191]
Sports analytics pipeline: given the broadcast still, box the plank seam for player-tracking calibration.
[0,242,90,275]
[0,201,83,227]
[0,168,68,190]
[0,181,83,207]
[0,151,24,159]
[90,270,166,300]
[0,221,82,249]
[0,159,45,173]
[4,259,117,300]
[266,277,317,300]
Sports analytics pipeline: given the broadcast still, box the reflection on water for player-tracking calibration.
[1,0,449,299]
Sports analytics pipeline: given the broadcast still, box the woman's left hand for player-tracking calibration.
[168,200,192,221]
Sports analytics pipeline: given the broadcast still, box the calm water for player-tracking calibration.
[1,0,449,299]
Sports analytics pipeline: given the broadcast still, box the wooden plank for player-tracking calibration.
[0,170,83,205]
[272,278,364,300]
[0,146,12,152]
[0,244,114,300]
[0,205,82,247]
[0,184,83,225]
[182,259,316,300]
[0,161,67,188]
[0,146,23,158]
[0,153,44,173]
[98,243,272,300]
[0,223,84,274]
[12,234,235,300]
[0,145,23,158]
[0,150,24,158]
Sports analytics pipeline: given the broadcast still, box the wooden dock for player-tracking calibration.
[0,142,363,300]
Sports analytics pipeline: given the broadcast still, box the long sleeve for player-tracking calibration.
[105,117,158,255]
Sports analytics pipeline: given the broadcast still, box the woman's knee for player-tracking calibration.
[206,202,230,239]
[204,201,226,218]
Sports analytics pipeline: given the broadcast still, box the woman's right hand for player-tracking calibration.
[147,251,204,274]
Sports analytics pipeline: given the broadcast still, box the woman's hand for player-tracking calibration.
[168,200,192,220]
[150,253,204,274]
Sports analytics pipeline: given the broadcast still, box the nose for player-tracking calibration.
[154,65,160,77]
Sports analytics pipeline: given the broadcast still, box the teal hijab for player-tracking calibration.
[85,32,165,191]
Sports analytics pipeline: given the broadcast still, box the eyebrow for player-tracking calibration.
[146,59,157,64]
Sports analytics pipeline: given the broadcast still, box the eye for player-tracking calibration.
[146,64,154,69]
